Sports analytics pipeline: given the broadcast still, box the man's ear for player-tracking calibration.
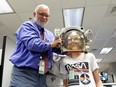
[33,12,36,17]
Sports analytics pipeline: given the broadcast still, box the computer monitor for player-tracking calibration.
[101,71,108,82]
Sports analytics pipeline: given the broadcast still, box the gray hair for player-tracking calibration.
[34,4,50,14]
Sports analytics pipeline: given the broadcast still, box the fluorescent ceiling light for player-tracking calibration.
[63,7,84,27]
[0,0,14,14]
[100,47,113,54]
[96,59,102,63]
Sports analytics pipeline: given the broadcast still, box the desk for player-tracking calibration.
[103,83,116,87]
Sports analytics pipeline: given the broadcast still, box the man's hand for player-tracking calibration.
[50,37,62,48]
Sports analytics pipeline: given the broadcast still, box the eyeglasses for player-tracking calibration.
[38,13,50,18]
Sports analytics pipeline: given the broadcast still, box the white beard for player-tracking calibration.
[34,18,47,27]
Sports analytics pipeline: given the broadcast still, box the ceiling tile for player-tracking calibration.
[111,0,116,4]
[105,4,116,17]
[83,5,108,30]
[35,0,61,10]
[61,0,86,8]
[0,21,3,26]
[0,14,22,33]
[18,12,33,22]
[95,25,116,40]
[7,0,36,13]
[86,0,110,6]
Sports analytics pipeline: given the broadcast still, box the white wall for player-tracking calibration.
[2,36,15,87]
[110,62,116,83]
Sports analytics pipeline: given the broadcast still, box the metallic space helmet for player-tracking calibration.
[55,26,93,53]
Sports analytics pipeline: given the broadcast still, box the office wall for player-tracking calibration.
[110,63,116,83]
[101,62,116,83]
[2,36,15,87]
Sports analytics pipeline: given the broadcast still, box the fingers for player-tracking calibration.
[55,36,60,40]
[55,36,62,41]
[50,38,62,48]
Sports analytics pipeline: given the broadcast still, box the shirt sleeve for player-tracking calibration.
[59,58,68,75]
[89,53,99,72]
[16,23,51,52]
[60,74,68,79]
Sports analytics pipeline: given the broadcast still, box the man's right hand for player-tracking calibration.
[50,37,62,48]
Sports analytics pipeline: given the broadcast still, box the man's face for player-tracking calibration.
[34,6,50,27]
